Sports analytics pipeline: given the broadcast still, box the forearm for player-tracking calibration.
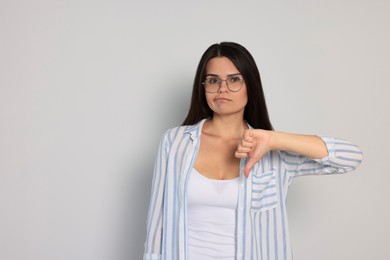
[239,129,362,177]
[270,131,328,159]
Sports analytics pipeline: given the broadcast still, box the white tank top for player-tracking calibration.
[187,168,239,260]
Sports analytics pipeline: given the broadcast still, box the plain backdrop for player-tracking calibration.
[1,0,389,259]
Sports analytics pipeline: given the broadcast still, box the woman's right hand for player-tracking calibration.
[235,129,274,177]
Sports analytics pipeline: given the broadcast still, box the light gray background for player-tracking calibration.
[1,0,389,259]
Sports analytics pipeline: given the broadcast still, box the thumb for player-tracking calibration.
[243,142,265,177]
[244,157,257,177]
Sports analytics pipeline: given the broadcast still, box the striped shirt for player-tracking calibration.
[143,119,363,260]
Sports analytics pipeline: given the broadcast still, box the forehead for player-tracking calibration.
[206,57,240,76]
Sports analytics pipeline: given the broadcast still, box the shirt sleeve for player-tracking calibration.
[279,136,363,178]
[143,131,170,259]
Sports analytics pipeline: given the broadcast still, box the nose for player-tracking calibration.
[218,80,229,93]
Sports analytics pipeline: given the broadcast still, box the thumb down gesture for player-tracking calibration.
[235,129,273,177]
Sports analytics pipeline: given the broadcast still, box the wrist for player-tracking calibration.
[268,130,278,151]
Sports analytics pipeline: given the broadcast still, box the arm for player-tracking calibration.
[271,131,328,159]
[144,131,169,260]
[236,129,363,177]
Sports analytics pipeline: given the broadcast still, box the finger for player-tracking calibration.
[235,144,250,158]
[237,143,254,153]
[244,144,267,177]
[241,139,254,149]
[237,143,252,153]
[243,129,254,143]
[235,150,248,159]
[244,157,257,177]
[244,154,264,177]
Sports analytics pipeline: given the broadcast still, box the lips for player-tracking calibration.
[215,97,231,101]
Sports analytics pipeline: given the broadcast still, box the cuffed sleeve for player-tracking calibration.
[279,136,363,177]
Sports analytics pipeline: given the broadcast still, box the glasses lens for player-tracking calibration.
[204,78,219,93]
[227,76,243,92]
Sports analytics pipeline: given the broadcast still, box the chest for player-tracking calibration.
[194,134,241,180]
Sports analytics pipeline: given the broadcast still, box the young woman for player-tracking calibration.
[143,42,363,260]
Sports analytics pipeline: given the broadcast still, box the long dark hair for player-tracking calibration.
[182,42,273,130]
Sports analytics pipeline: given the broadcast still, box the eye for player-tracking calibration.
[229,76,242,82]
[207,77,219,84]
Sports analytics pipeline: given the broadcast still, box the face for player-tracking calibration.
[204,57,248,117]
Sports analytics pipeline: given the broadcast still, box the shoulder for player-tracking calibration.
[160,119,206,144]
[160,124,194,142]
[162,125,187,139]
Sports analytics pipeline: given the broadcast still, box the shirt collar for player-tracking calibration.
[183,118,207,141]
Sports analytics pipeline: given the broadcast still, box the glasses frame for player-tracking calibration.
[202,75,245,93]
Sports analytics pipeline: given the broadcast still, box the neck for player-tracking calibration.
[204,115,247,139]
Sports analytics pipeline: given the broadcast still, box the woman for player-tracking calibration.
[143,42,363,260]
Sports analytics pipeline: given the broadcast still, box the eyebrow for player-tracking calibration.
[205,73,242,77]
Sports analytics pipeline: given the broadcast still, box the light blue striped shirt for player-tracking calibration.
[144,119,363,260]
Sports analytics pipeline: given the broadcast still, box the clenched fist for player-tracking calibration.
[235,129,273,177]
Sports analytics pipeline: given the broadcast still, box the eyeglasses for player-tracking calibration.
[202,75,245,93]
